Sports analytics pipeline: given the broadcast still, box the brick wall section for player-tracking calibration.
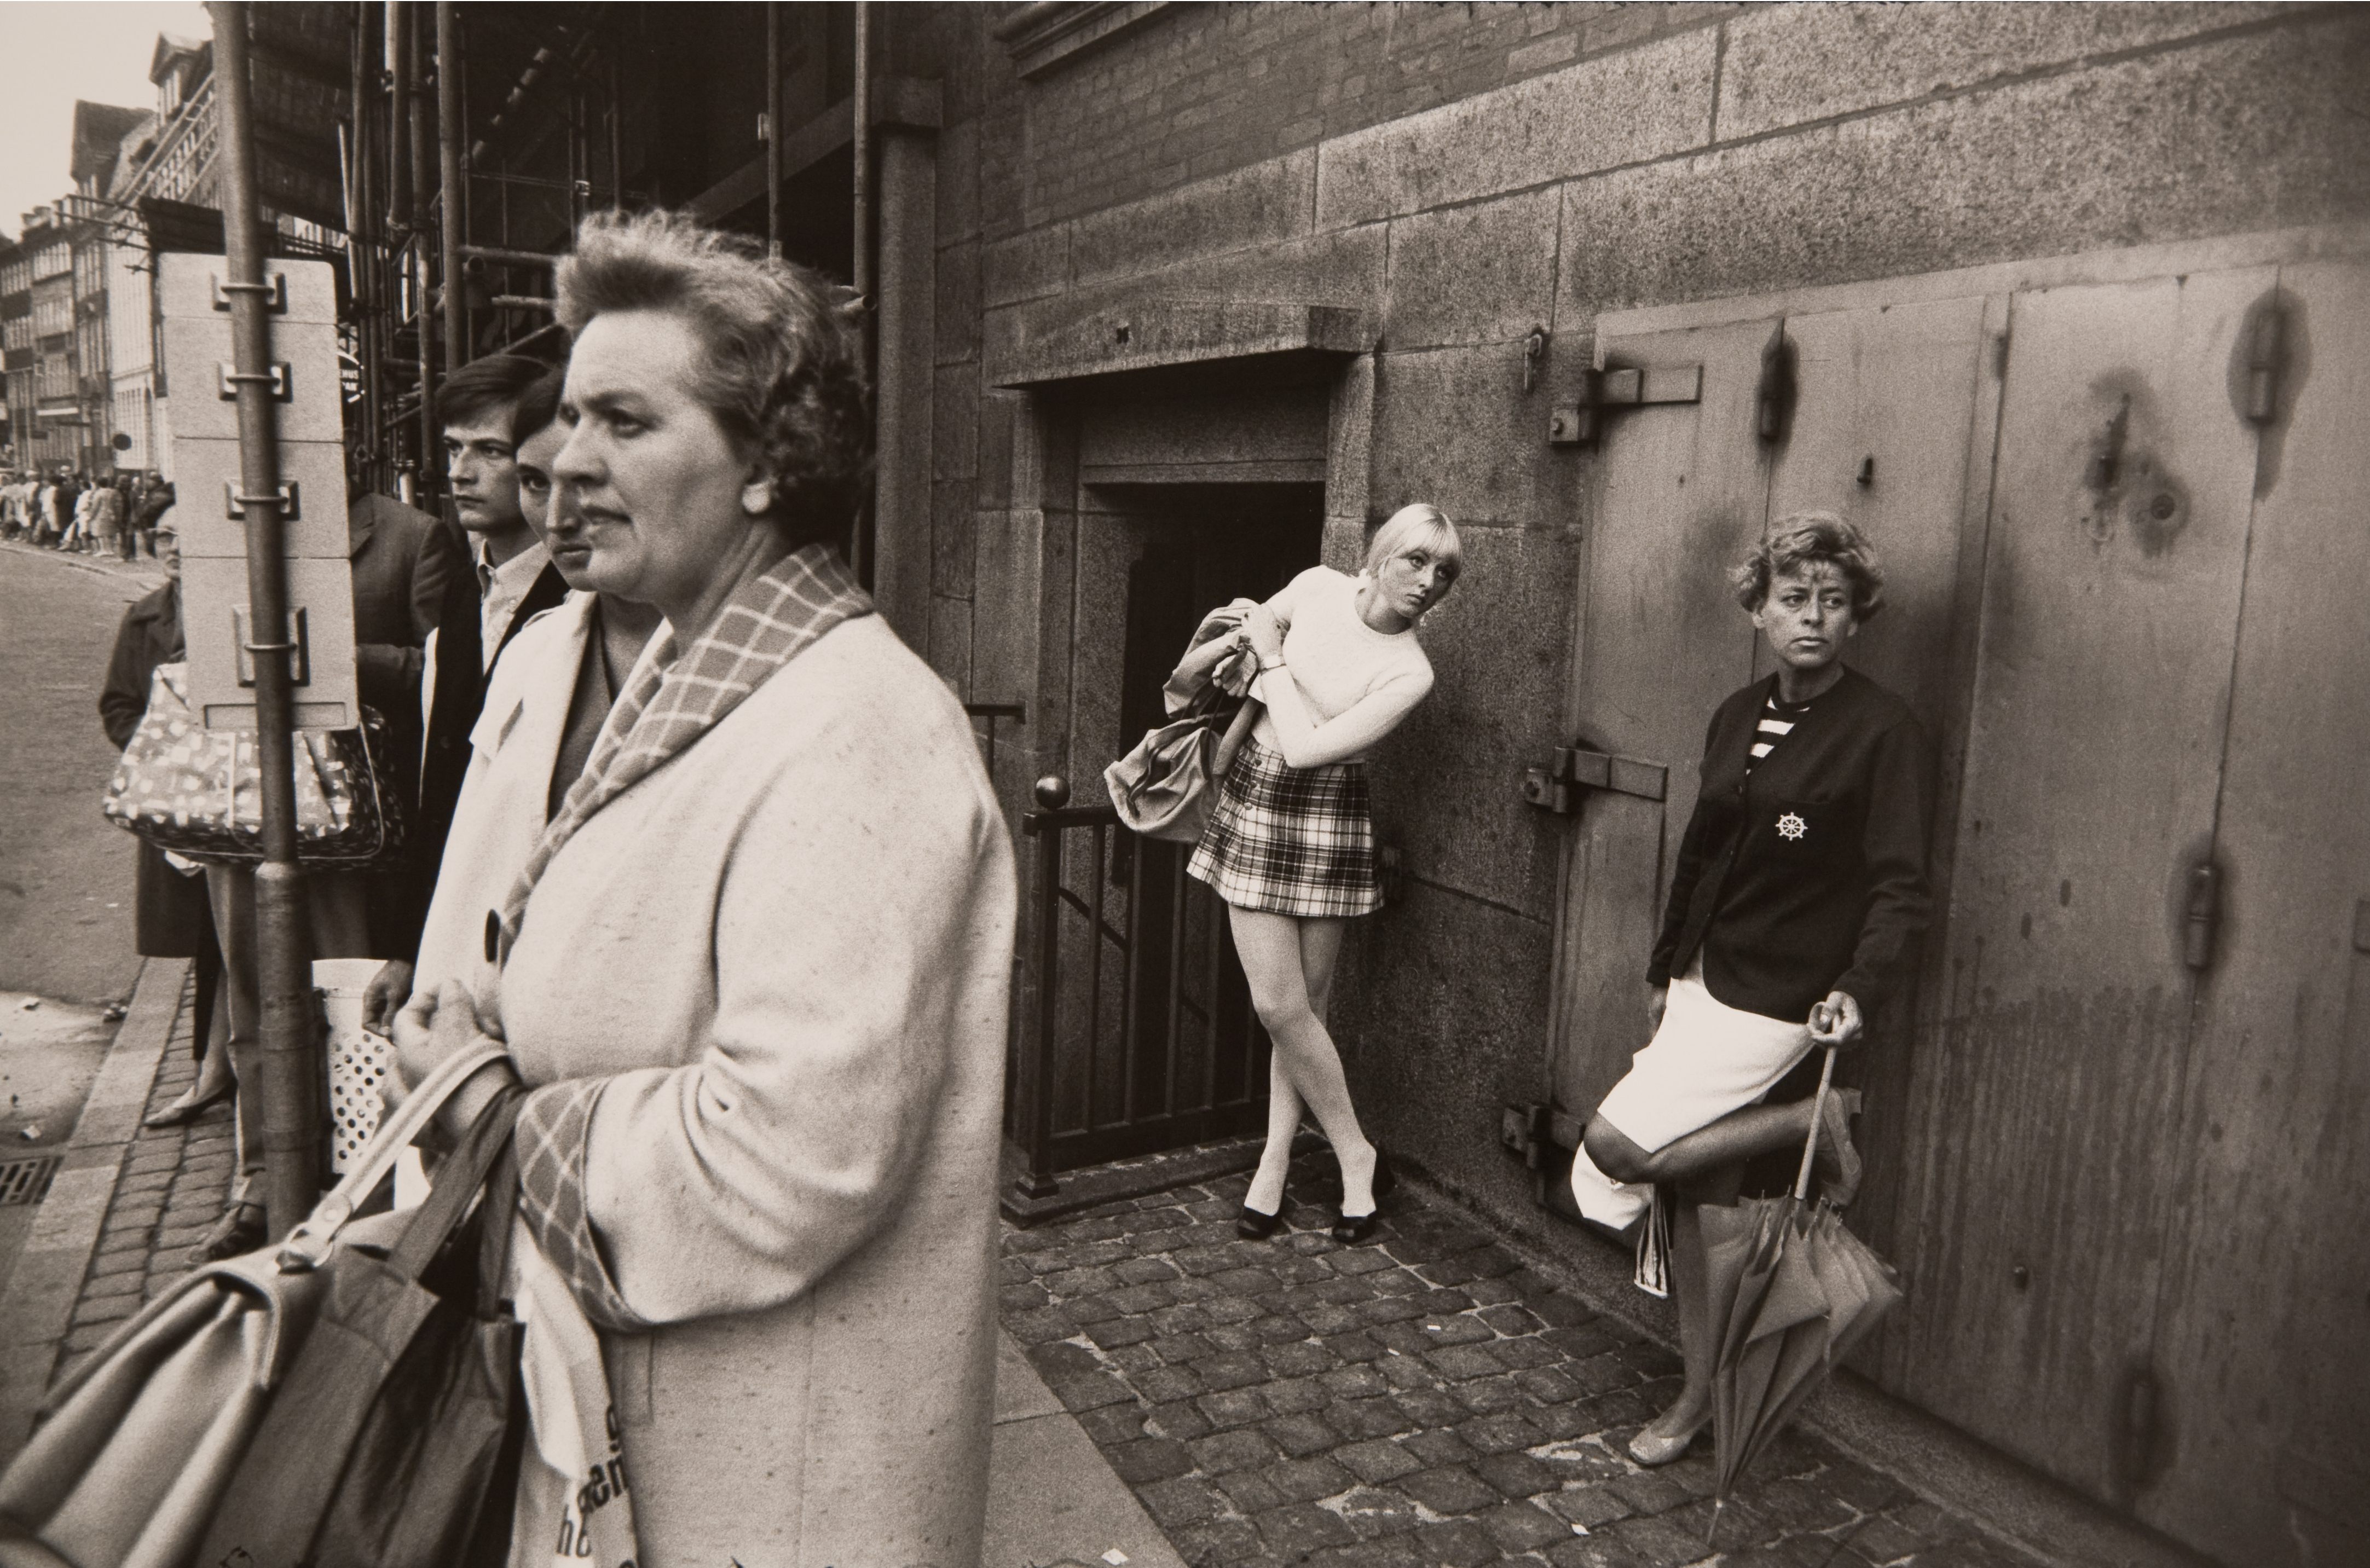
[1013,2,1743,233]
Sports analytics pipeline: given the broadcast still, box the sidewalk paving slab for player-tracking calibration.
[990,1328,1192,1568]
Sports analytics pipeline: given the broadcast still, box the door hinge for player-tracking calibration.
[2183,861,2221,971]
[1522,745,1670,814]
[1548,363,1703,447]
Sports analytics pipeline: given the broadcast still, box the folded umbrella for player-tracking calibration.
[1697,1048,1906,1547]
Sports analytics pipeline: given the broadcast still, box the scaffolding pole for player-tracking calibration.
[210,0,322,1240]
[437,1,464,373]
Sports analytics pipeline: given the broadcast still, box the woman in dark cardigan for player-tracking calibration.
[96,522,230,1123]
[1571,512,1933,1466]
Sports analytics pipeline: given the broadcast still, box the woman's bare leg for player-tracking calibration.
[1230,906,1380,1215]
[1244,1055,1302,1217]
[1641,1162,1745,1447]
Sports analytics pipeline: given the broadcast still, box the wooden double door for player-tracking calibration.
[1544,237,2370,1563]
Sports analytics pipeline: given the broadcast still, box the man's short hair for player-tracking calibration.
[511,365,568,445]
[436,354,552,432]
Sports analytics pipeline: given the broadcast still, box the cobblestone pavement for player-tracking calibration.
[56,991,235,1364]
[997,1150,2035,1568]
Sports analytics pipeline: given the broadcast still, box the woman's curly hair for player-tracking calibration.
[555,209,871,551]
[1730,511,1886,622]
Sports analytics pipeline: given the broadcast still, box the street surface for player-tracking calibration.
[0,540,162,1287]
[0,540,161,1003]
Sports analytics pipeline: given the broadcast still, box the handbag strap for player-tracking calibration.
[473,1139,523,1318]
[1212,697,1262,777]
[387,1082,522,1282]
[276,1040,513,1271]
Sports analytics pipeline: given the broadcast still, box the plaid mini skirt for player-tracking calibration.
[1187,736,1380,918]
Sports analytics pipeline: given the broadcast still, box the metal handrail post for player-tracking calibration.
[1017,778,1067,1200]
[211,0,321,1240]
[408,3,435,491]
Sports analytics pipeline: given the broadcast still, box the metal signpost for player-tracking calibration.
[183,0,355,1238]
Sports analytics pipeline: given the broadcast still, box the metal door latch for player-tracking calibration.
[1548,363,1703,447]
[1522,745,1670,813]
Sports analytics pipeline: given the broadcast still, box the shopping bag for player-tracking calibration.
[200,1086,525,1568]
[101,662,406,867]
[0,1043,510,1568]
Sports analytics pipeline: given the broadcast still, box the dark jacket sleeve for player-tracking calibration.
[99,611,152,751]
[409,516,465,645]
[1833,716,1935,1013]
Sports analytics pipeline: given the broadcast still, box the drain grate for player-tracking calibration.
[0,1155,63,1207]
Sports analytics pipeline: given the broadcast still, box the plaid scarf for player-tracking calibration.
[492,543,872,967]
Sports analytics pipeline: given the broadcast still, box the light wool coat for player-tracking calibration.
[496,612,1015,1567]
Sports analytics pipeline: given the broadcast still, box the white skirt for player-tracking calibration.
[1569,959,1813,1228]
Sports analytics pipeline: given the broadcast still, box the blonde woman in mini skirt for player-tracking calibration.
[1183,504,1463,1245]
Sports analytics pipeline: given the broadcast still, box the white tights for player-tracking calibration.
[1229,907,1381,1218]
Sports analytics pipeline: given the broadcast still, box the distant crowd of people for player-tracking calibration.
[0,467,175,560]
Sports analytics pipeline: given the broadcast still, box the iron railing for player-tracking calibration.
[1009,776,1269,1200]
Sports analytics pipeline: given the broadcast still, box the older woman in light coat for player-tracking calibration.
[393,210,1015,1567]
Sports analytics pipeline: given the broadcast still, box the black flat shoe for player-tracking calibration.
[1328,1148,1395,1245]
[1329,1210,1382,1246]
[1237,1203,1284,1240]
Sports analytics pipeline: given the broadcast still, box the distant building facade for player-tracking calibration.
[0,234,24,469]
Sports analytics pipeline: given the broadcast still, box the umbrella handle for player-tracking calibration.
[1793,1045,1839,1202]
